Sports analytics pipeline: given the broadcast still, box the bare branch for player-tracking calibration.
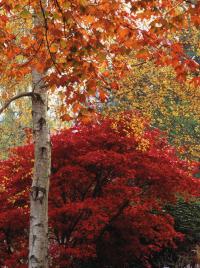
[39,0,62,75]
[0,92,34,115]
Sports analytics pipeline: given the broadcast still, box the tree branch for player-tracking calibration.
[0,92,34,115]
[97,199,129,241]
[39,0,61,75]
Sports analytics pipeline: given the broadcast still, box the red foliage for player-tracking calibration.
[0,118,199,267]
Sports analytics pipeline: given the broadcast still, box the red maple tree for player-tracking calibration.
[0,116,199,267]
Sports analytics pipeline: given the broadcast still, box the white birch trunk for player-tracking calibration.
[28,69,51,268]
[28,3,51,267]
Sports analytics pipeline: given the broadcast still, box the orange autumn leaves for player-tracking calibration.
[0,0,199,124]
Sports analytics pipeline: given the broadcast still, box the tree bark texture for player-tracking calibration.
[28,4,51,267]
[29,69,51,268]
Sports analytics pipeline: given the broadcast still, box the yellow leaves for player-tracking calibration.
[0,67,32,158]
[110,112,149,152]
[137,138,150,152]
[79,0,89,7]
[172,110,179,116]
[20,9,31,19]
[60,40,67,49]
[62,1,71,9]
[105,53,200,160]
[57,57,66,64]
[8,189,27,205]
[174,6,185,16]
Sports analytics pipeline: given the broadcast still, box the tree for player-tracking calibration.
[0,115,199,268]
[104,51,200,160]
[0,0,200,266]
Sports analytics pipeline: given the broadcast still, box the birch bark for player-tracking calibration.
[28,4,51,267]
[28,71,51,268]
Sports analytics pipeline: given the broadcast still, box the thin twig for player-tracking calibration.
[39,0,61,75]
